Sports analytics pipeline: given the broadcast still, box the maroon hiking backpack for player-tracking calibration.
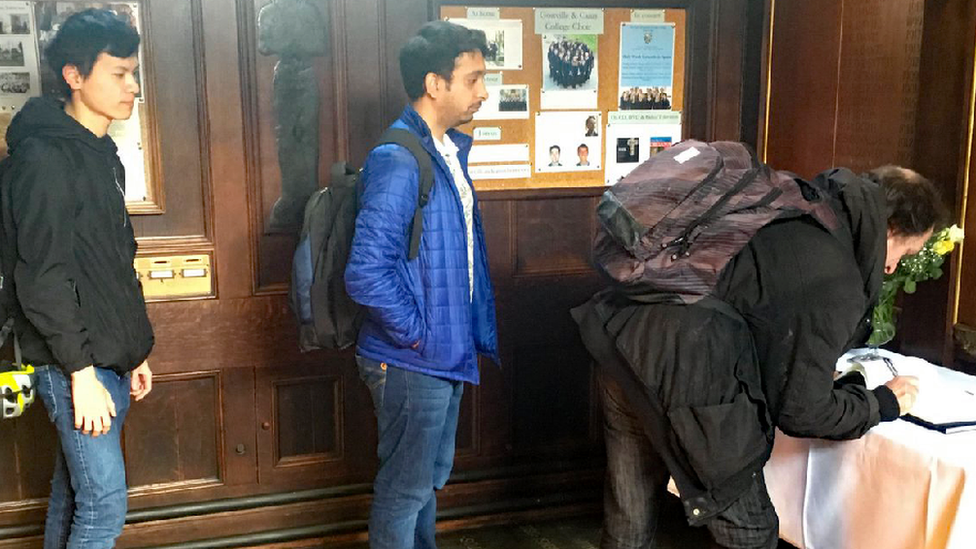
[594,140,837,303]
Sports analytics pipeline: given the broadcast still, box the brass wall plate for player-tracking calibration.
[134,254,213,301]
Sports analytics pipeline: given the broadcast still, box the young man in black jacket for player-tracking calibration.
[576,166,944,549]
[0,9,153,548]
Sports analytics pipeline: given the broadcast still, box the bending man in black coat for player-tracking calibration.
[575,166,946,549]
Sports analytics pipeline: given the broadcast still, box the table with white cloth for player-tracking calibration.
[764,349,976,549]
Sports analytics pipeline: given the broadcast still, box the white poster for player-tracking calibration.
[469,143,530,164]
[474,84,528,120]
[535,8,604,35]
[474,127,501,141]
[618,22,675,110]
[0,1,37,113]
[447,18,523,70]
[535,111,602,172]
[541,33,598,110]
[604,117,682,185]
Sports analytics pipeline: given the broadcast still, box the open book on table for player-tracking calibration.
[841,352,976,434]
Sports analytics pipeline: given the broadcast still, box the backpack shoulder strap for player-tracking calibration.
[375,128,434,260]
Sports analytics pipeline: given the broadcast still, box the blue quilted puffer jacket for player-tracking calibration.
[345,106,499,384]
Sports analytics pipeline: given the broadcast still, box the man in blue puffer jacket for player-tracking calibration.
[345,20,499,549]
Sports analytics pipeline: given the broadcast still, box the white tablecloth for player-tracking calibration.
[765,349,976,549]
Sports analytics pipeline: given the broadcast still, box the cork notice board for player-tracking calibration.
[440,6,686,191]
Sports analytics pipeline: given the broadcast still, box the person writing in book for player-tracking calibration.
[576,164,944,549]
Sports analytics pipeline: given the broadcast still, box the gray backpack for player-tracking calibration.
[594,140,837,302]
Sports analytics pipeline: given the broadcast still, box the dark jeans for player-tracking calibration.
[357,356,464,549]
[598,369,778,549]
[34,365,131,549]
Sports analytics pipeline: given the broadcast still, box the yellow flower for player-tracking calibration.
[947,224,965,243]
[932,240,954,255]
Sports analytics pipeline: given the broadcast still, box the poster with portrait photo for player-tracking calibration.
[535,111,601,173]
[474,84,529,120]
[540,34,598,110]
[446,18,522,70]
[604,121,681,184]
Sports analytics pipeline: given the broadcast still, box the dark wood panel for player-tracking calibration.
[207,0,256,300]
[255,359,376,486]
[124,372,221,489]
[455,383,478,456]
[763,0,843,177]
[131,0,209,241]
[710,0,748,141]
[0,401,55,506]
[514,198,597,277]
[275,375,341,462]
[382,0,428,126]
[832,0,923,171]
[511,343,595,453]
[905,0,976,366]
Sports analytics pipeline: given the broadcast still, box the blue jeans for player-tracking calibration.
[357,356,463,549]
[34,365,131,549]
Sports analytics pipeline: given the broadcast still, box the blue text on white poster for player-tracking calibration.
[619,23,674,89]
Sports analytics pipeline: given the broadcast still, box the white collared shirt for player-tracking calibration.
[432,133,474,298]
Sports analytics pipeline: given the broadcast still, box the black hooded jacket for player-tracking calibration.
[574,168,899,522]
[0,96,154,375]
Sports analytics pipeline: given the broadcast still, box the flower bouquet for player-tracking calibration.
[867,225,966,346]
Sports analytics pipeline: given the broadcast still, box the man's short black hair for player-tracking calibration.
[550,145,560,153]
[45,8,140,98]
[577,143,588,151]
[867,165,949,236]
[399,20,488,101]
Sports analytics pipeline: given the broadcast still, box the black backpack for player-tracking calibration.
[289,128,434,352]
[0,154,35,419]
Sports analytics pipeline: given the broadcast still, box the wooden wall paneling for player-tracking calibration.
[130,0,210,244]
[124,372,222,491]
[762,0,843,177]
[683,0,714,141]
[952,0,976,366]
[382,0,428,125]
[738,0,766,148]
[343,0,388,165]
[832,0,923,172]
[254,356,376,488]
[510,340,596,453]
[512,197,597,277]
[0,403,54,521]
[708,0,748,142]
[904,0,976,366]
[203,0,254,299]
